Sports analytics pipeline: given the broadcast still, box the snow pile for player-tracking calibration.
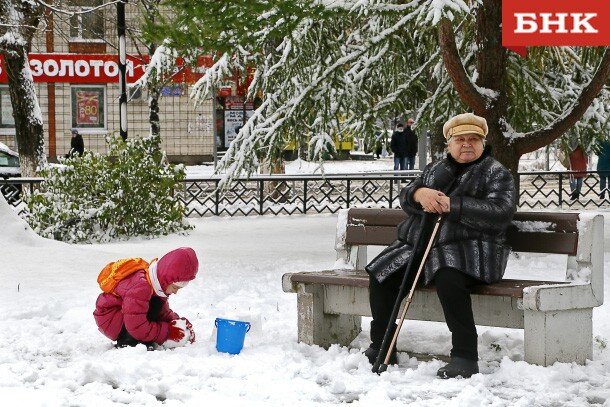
[0,213,609,405]
[0,196,46,246]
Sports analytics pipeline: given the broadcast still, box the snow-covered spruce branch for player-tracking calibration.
[189,54,231,104]
[131,44,178,90]
[205,10,426,182]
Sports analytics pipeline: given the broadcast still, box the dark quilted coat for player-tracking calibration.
[366,147,517,285]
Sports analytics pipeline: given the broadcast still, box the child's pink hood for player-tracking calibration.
[156,247,199,291]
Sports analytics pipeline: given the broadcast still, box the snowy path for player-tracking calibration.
[1,203,609,406]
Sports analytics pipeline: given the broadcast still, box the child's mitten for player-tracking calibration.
[179,317,196,343]
[164,319,189,348]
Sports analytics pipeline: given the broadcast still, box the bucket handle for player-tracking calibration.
[215,318,251,332]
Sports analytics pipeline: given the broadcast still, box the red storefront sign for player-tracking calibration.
[0,53,215,84]
[503,0,610,48]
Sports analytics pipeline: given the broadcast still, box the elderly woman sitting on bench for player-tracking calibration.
[364,113,517,378]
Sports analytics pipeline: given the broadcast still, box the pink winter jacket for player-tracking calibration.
[93,247,199,344]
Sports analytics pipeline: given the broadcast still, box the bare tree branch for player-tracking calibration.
[517,47,610,155]
[438,17,488,114]
[34,0,122,17]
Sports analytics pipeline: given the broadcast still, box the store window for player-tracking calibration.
[71,86,106,130]
[0,86,15,129]
[69,0,104,41]
[129,87,143,102]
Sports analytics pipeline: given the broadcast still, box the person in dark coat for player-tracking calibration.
[404,118,418,170]
[66,128,85,158]
[390,123,408,171]
[596,140,610,199]
[364,113,517,379]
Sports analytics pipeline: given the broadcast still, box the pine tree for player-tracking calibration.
[144,0,610,188]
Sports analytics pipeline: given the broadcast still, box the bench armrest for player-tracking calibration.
[575,213,604,308]
[335,208,367,270]
[522,214,604,311]
[282,273,297,293]
[521,282,603,311]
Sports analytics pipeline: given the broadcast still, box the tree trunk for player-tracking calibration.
[440,0,610,196]
[441,0,518,189]
[5,51,45,178]
[0,0,45,177]
[261,159,288,202]
[149,87,161,138]
[147,41,161,140]
[430,122,447,162]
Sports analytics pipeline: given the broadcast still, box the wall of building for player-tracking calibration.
[1,2,215,165]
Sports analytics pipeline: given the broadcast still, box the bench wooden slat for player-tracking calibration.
[347,208,408,226]
[506,230,577,255]
[288,270,565,298]
[512,212,578,232]
[345,209,579,255]
[345,225,398,246]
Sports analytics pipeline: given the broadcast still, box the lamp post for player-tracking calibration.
[117,0,128,140]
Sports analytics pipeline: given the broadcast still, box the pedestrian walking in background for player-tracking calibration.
[568,144,588,200]
[404,118,418,170]
[596,139,610,199]
[65,128,84,158]
[374,131,383,159]
[391,123,408,171]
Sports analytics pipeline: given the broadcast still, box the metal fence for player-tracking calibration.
[2,170,609,218]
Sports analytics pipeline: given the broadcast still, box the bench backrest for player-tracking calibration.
[343,208,579,255]
[336,208,603,305]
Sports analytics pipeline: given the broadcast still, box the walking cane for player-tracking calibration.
[372,214,443,374]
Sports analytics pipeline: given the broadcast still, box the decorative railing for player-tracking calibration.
[2,170,609,218]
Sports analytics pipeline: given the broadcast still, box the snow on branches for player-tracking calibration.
[143,0,610,185]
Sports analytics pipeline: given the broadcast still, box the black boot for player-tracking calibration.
[436,356,479,379]
[363,346,398,365]
[570,191,580,200]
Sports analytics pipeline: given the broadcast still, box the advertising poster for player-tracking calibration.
[1,91,14,126]
[224,109,253,146]
[72,87,104,127]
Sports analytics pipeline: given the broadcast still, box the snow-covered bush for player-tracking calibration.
[26,134,191,243]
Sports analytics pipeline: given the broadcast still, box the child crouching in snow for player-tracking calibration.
[93,247,199,349]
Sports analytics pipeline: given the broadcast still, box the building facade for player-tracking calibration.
[0,1,249,164]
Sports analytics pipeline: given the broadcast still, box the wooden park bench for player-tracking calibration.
[282,208,604,366]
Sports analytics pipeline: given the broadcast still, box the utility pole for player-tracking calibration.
[418,130,428,170]
[212,89,218,169]
[117,0,128,140]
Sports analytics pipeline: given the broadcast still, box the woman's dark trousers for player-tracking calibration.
[116,296,164,348]
[369,266,480,361]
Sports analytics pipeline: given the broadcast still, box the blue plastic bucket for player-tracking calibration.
[215,318,251,355]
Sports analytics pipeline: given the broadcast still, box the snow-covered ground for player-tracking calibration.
[1,195,610,406]
[185,150,575,178]
[186,157,398,178]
